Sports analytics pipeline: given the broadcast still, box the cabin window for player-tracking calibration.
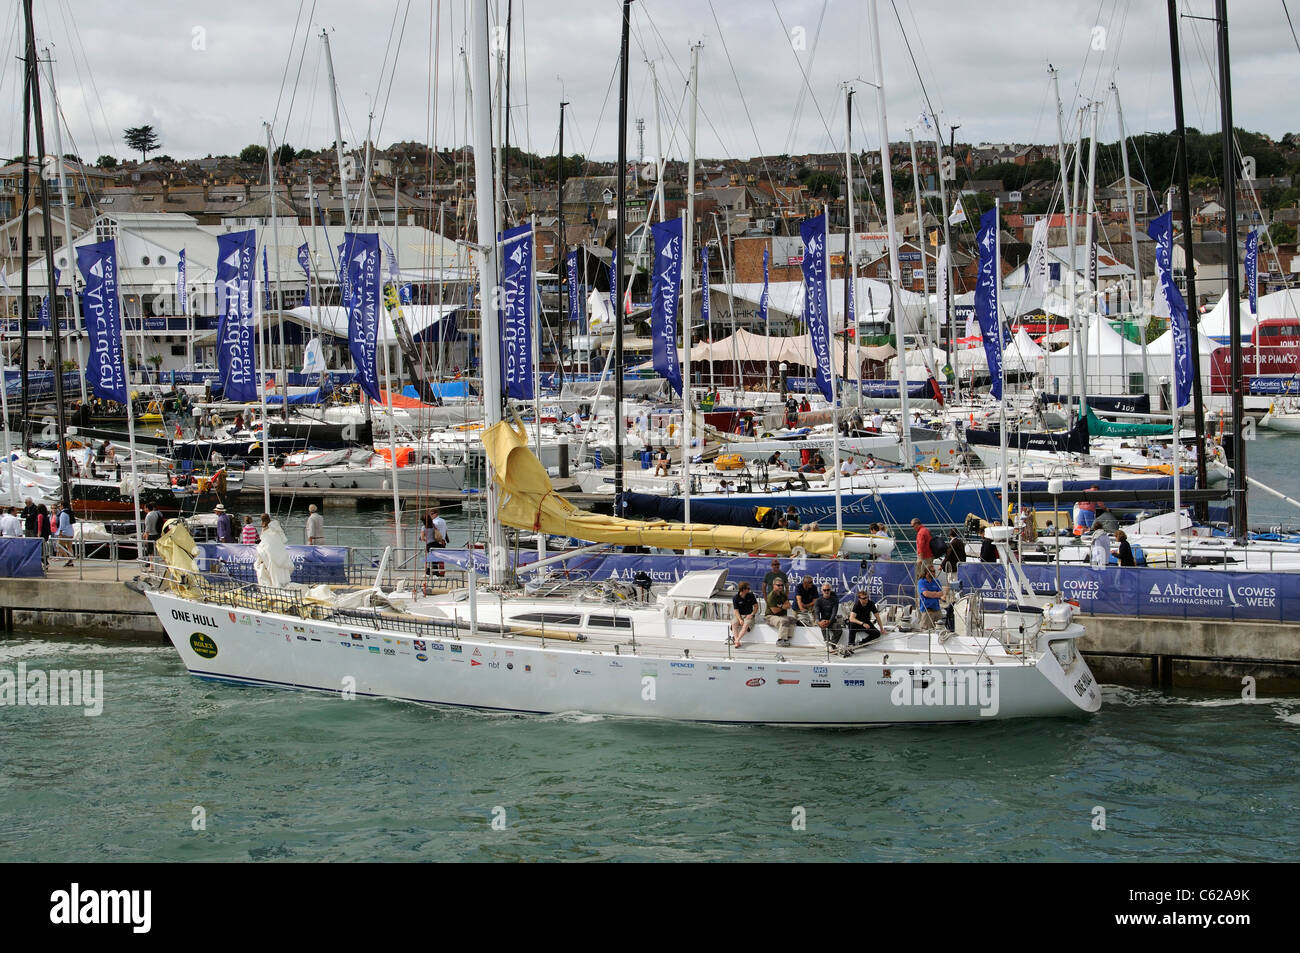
[512,611,584,626]
[586,615,633,629]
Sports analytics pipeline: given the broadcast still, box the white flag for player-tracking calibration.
[1025,219,1049,291]
[949,196,966,225]
[301,336,326,375]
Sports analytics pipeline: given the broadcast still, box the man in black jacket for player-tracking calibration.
[21,498,37,537]
[814,583,842,647]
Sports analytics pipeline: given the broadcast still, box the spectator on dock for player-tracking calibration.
[305,504,325,545]
[143,503,164,556]
[1116,529,1135,567]
[21,498,37,537]
[240,515,259,545]
[214,504,235,543]
[1,506,21,537]
[1091,528,1112,569]
[653,447,671,477]
[55,503,75,566]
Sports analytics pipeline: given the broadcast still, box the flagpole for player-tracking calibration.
[681,41,700,527]
[1173,387,1182,568]
[255,235,272,515]
[826,210,842,532]
[995,198,1009,585]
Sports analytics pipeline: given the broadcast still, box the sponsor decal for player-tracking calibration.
[368,647,380,654]
[189,633,218,659]
[413,640,426,651]
[472,647,482,656]
[416,653,428,662]
[471,659,482,667]
[524,665,532,672]
[351,634,363,641]
[296,635,307,641]
[228,612,237,623]
[432,642,445,651]
[506,662,514,670]
[450,644,463,654]
[810,681,831,689]
[746,677,766,687]
[573,668,593,677]
[383,648,396,656]
[777,678,800,685]
[843,679,865,687]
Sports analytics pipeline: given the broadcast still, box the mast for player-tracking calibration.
[41,49,87,405]
[558,100,568,392]
[1051,67,1077,410]
[361,111,374,228]
[931,119,956,401]
[469,0,507,584]
[908,129,934,355]
[1167,0,1210,511]
[1084,101,1100,407]
[18,27,31,435]
[1215,0,1246,541]
[266,122,288,419]
[1113,81,1149,391]
[25,0,71,510]
[843,86,855,402]
[503,0,513,211]
[612,0,631,497]
[649,60,666,223]
[681,41,700,524]
[322,31,352,228]
[1070,108,1086,411]
[869,0,911,466]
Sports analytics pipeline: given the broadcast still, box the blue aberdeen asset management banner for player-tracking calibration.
[215,229,258,402]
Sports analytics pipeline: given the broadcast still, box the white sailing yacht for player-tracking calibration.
[136,0,1099,725]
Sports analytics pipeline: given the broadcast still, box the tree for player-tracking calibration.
[240,144,267,166]
[95,155,118,169]
[1267,221,1297,245]
[123,125,160,162]
[273,143,296,165]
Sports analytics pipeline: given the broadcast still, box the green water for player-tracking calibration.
[1,635,1295,862]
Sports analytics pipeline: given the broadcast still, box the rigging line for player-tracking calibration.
[768,0,834,157]
[276,0,320,150]
[889,0,938,129]
[376,0,413,140]
[1286,0,1300,56]
[56,0,114,156]
[270,0,309,128]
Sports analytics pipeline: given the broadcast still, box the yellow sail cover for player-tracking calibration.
[482,419,846,557]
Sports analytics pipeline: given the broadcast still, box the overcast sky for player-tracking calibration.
[4,0,1296,184]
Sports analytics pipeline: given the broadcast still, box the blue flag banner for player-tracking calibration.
[216,229,258,402]
[76,240,128,404]
[650,217,684,395]
[1148,211,1193,409]
[296,242,311,306]
[499,223,535,400]
[38,266,60,329]
[262,244,271,311]
[608,247,618,318]
[1245,228,1258,316]
[800,214,835,403]
[759,247,770,328]
[399,283,413,305]
[700,246,711,335]
[177,247,187,316]
[381,239,400,282]
[566,250,583,331]
[975,207,1004,400]
[342,232,382,403]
